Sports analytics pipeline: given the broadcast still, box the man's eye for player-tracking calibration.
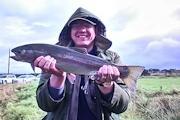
[72,24,80,28]
[71,23,92,29]
[83,23,91,28]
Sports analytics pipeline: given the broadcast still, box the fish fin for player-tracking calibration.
[30,63,36,73]
[68,47,88,54]
[67,73,76,84]
[118,66,144,92]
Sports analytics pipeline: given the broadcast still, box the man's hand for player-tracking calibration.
[96,65,120,94]
[34,55,67,88]
[96,65,120,84]
[34,55,65,76]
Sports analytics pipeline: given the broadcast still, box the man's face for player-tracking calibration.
[70,20,97,48]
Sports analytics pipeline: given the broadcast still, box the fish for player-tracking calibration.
[10,43,145,91]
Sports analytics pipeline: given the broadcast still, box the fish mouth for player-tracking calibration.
[10,52,21,60]
[10,50,23,61]
[10,55,20,61]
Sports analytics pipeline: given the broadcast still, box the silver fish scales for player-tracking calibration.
[11,43,144,91]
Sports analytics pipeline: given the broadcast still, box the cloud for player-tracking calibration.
[9,61,42,74]
[32,22,51,27]
[111,35,180,69]
[0,50,11,74]
[174,7,180,18]
[0,0,48,17]
[107,8,137,31]
[143,38,180,61]
[3,17,34,36]
[0,0,180,73]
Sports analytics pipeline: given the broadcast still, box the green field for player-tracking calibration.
[0,77,180,120]
[137,77,180,91]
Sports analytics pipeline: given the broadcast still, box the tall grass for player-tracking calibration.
[121,77,180,120]
[0,82,45,120]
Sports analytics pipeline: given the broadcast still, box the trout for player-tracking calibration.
[11,43,144,91]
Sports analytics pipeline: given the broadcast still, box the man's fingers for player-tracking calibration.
[50,59,56,69]
[98,65,107,78]
[37,55,51,68]
[97,65,120,83]
[112,66,120,80]
[98,66,106,82]
[44,57,55,70]
[107,65,113,80]
[34,56,44,67]
[34,55,56,71]
[49,59,59,72]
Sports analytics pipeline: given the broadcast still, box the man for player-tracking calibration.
[35,7,130,120]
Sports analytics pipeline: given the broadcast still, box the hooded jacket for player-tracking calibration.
[36,7,130,120]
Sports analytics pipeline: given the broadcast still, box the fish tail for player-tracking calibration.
[117,66,144,92]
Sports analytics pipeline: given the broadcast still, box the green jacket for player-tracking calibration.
[36,7,130,120]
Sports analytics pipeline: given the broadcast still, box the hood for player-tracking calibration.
[57,7,112,52]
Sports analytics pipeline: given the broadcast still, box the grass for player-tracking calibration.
[121,76,180,120]
[137,77,180,92]
[0,82,45,120]
[0,77,180,120]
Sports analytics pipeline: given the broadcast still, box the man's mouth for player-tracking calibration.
[77,35,87,38]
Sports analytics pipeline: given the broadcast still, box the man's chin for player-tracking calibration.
[75,40,94,48]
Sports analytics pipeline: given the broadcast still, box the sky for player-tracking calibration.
[0,0,180,74]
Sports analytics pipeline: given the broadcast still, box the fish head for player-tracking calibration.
[10,45,36,63]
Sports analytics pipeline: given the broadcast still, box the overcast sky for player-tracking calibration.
[0,0,180,74]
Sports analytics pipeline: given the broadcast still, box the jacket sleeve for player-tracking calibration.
[36,72,66,112]
[100,51,131,114]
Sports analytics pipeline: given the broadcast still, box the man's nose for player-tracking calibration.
[79,26,86,32]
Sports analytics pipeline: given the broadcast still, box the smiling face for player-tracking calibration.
[70,20,97,52]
